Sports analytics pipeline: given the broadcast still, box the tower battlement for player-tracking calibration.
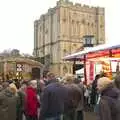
[57,0,104,14]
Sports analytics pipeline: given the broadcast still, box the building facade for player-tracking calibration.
[34,0,105,76]
[0,57,43,80]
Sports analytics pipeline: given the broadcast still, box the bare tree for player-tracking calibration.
[0,49,20,57]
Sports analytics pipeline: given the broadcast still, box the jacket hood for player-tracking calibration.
[101,85,120,99]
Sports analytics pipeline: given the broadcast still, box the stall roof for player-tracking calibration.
[0,57,43,67]
[63,44,120,61]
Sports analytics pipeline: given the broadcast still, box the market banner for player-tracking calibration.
[85,61,94,85]
[102,60,112,79]
[112,49,120,58]
[85,61,90,85]
[87,50,109,59]
[86,48,120,60]
[89,61,94,82]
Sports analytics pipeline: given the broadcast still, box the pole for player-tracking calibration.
[73,60,76,74]
[109,49,112,57]
[84,55,87,84]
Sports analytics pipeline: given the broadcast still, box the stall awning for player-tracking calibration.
[63,44,120,61]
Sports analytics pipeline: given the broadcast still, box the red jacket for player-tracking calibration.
[24,87,39,116]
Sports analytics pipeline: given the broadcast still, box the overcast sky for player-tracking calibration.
[0,0,119,54]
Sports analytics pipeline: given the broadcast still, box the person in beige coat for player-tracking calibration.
[0,82,17,120]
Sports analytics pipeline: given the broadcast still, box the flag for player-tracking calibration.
[102,61,110,72]
[102,60,112,79]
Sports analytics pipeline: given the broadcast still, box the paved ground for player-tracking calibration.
[84,106,97,120]
[84,112,97,120]
[23,112,97,120]
[23,109,97,120]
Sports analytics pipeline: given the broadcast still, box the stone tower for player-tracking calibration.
[34,0,105,76]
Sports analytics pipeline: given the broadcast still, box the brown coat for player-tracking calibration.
[0,88,17,120]
[76,84,84,111]
[65,84,82,111]
[98,96,112,120]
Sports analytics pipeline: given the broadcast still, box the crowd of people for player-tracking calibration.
[0,72,120,120]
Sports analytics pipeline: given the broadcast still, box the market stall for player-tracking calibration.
[63,44,120,84]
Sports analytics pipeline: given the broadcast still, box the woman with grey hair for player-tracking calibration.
[97,77,120,120]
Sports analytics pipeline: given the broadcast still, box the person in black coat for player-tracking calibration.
[90,74,101,106]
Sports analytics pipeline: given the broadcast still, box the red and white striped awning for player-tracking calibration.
[63,44,120,61]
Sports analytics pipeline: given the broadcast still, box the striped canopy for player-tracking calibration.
[63,44,120,61]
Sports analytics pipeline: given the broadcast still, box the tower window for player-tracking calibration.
[82,19,85,24]
[63,18,66,22]
[100,25,103,28]
[72,20,74,24]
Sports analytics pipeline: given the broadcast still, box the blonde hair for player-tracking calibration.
[63,74,75,84]
[9,83,18,95]
[97,77,113,91]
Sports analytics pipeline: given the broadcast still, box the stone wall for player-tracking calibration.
[34,0,105,76]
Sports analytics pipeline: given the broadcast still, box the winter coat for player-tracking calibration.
[98,85,120,120]
[91,79,98,105]
[16,90,25,120]
[76,84,84,111]
[0,88,17,120]
[63,84,82,120]
[24,86,39,117]
[40,82,68,119]
[64,84,82,112]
